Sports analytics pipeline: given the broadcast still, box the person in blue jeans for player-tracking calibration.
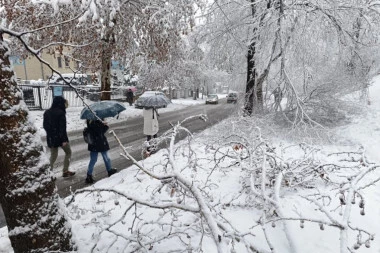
[85,119,117,184]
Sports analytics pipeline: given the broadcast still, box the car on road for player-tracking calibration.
[134,91,167,109]
[206,94,219,104]
[226,92,238,103]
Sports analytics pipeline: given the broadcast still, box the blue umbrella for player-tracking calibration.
[80,101,126,120]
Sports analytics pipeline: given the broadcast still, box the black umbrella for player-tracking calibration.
[80,101,126,120]
[140,94,171,109]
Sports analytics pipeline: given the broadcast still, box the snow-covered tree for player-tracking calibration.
[40,0,205,100]
[137,37,206,97]
[0,32,75,252]
[198,0,380,121]
[3,0,204,100]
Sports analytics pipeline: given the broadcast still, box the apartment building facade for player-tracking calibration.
[10,51,80,81]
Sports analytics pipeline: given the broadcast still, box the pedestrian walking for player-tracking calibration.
[43,96,76,177]
[126,89,134,106]
[143,107,159,154]
[273,86,283,111]
[85,119,117,184]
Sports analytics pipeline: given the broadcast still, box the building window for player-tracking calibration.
[57,57,62,68]
[9,56,25,66]
[64,56,70,68]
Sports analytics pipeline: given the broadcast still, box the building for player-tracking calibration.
[10,50,81,81]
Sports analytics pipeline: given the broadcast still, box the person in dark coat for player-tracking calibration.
[126,89,134,106]
[43,96,76,177]
[85,119,117,184]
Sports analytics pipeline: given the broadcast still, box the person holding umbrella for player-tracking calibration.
[143,107,159,154]
[139,93,170,155]
[126,88,134,106]
[80,101,126,184]
[85,119,117,184]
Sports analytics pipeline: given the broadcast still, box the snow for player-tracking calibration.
[2,83,380,253]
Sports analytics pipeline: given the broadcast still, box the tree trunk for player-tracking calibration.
[348,15,362,73]
[0,34,75,252]
[245,0,272,115]
[244,0,263,115]
[169,84,172,99]
[100,24,116,101]
[245,40,256,115]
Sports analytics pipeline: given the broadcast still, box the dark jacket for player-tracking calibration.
[126,90,134,99]
[87,120,110,152]
[126,90,134,103]
[43,96,68,148]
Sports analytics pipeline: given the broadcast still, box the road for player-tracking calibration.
[0,99,237,227]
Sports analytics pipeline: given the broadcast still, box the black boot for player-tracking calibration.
[108,168,117,177]
[85,174,95,184]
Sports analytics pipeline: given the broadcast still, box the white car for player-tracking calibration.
[206,94,219,104]
[134,91,167,109]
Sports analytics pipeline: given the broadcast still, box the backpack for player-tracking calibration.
[83,127,93,144]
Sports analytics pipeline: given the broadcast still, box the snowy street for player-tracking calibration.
[51,96,236,196]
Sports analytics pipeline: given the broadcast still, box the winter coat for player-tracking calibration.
[143,108,159,136]
[126,91,134,102]
[87,120,110,152]
[43,96,69,148]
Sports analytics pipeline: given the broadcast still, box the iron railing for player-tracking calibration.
[18,84,128,110]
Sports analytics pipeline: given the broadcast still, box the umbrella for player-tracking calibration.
[80,101,126,120]
[140,94,171,109]
[124,86,137,92]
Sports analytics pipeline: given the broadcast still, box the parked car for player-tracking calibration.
[226,92,238,103]
[134,91,167,109]
[206,94,219,104]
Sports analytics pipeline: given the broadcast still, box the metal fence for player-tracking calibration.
[20,85,45,110]
[18,85,127,110]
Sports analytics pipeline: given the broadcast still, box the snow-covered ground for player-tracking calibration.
[2,83,380,253]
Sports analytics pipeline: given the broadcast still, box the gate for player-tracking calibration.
[19,85,45,110]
